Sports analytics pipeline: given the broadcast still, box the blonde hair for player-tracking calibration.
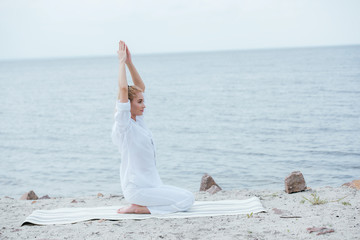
[114,85,143,114]
[128,85,143,101]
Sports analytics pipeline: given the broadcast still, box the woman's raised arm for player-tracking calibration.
[125,45,145,92]
[117,41,129,103]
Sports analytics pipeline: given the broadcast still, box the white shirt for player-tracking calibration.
[111,98,163,191]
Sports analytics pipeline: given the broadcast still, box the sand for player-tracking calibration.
[0,186,359,239]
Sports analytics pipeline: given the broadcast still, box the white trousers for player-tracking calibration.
[123,184,195,214]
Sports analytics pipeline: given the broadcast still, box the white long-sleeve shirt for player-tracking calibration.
[111,99,163,192]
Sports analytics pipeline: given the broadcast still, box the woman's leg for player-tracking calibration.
[117,185,151,214]
[126,185,195,214]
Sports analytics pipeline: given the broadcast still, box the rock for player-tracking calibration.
[199,174,222,191]
[71,199,78,203]
[284,171,306,194]
[206,185,221,194]
[272,208,284,215]
[316,229,334,235]
[307,227,326,233]
[272,208,293,216]
[342,179,360,190]
[39,195,51,200]
[20,190,39,200]
[97,193,104,197]
[307,227,334,235]
[110,194,122,198]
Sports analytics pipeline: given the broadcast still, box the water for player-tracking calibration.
[1,45,359,198]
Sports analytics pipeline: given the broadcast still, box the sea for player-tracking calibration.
[0,45,359,198]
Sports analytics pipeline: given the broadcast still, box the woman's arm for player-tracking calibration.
[118,41,128,103]
[125,45,146,92]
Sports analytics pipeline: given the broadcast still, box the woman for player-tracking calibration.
[112,41,195,214]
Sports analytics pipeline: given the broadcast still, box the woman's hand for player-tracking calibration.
[117,40,127,64]
[117,41,129,102]
[123,43,145,92]
[125,45,132,65]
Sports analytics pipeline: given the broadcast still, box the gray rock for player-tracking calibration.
[285,171,307,194]
[39,195,51,199]
[199,173,222,191]
[20,190,39,200]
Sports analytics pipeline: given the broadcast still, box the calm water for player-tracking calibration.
[1,46,359,198]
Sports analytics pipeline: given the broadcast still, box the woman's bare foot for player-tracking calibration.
[117,204,150,214]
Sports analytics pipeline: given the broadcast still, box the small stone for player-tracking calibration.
[110,194,122,198]
[307,227,334,235]
[342,180,360,190]
[272,208,283,215]
[317,229,334,235]
[97,193,104,197]
[273,208,292,216]
[284,171,306,194]
[31,201,36,204]
[206,185,221,194]
[20,190,39,200]
[71,199,77,203]
[39,195,51,200]
[307,227,326,233]
[199,174,222,191]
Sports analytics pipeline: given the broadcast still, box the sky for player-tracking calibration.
[1,0,360,60]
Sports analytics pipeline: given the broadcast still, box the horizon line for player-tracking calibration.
[1,43,359,62]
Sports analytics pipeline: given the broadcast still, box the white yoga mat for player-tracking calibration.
[22,197,266,226]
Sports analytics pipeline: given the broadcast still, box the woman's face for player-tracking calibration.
[130,92,146,116]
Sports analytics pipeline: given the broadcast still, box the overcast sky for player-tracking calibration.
[1,0,360,60]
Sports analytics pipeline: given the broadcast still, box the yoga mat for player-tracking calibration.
[22,197,266,226]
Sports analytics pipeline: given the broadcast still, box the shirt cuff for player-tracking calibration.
[116,100,130,112]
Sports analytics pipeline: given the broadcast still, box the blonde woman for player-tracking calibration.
[112,41,194,214]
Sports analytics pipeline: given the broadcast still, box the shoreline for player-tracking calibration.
[2,179,355,200]
[1,186,359,239]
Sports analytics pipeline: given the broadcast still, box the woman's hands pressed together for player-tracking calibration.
[117,40,127,64]
[116,40,145,93]
[125,45,132,65]
[117,40,129,102]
